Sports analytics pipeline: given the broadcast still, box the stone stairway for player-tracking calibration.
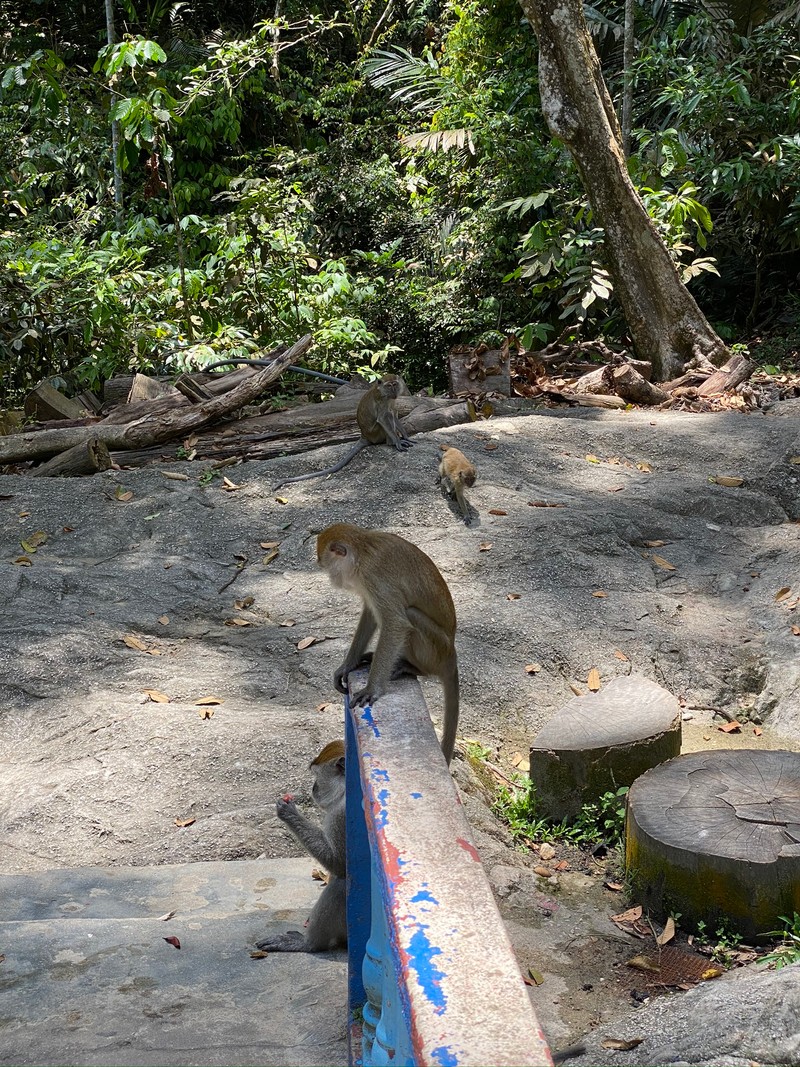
[0,859,347,1067]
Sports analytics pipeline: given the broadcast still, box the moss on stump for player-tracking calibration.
[626,749,800,938]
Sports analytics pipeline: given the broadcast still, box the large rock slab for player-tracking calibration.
[529,675,681,820]
[0,859,347,1067]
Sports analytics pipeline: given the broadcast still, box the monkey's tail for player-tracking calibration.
[273,440,368,490]
[440,656,460,766]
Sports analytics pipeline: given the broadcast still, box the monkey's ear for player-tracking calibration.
[329,541,348,558]
[335,756,345,773]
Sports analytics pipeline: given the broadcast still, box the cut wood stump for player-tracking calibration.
[529,675,681,820]
[626,749,800,938]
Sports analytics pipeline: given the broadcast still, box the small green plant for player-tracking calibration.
[492,778,628,850]
[695,919,743,965]
[462,740,493,762]
[760,913,800,969]
[198,468,217,486]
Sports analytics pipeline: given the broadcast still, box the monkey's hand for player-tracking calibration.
[276,797,300,821]
[350,686,384,709]
[393,438,413,452]
[334,658,373,693]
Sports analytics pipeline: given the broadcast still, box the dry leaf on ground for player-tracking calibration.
[587,668,601,691]
[142,689,170,703]
[656,916,676,945]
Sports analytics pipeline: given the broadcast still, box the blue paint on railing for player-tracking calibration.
[430,1046,459,1066]
[372,768,390,782]
[360,706,381,737]
[406,927,447,1013]
[410,889,438,905]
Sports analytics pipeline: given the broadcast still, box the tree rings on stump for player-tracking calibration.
[529,675,681,820]
[626,749,800,938]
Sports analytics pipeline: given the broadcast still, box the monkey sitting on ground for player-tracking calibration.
[317,523,459,764]
[274,374,412,489]
[255,740,346,953]
[438,446,477,525]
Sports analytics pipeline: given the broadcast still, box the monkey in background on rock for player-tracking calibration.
[438,446,477,525]
[273,374,412,489]
[317,523,459,764]
[255,740,346,953]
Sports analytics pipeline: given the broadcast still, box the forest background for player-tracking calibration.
[1,0,799,405]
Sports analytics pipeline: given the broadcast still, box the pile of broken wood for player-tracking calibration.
[0,332,771,477]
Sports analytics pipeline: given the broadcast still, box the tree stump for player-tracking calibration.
[626,750,800,938]
[529,675,681,820]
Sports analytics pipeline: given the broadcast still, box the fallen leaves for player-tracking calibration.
[718,721,741,733]
[123,634,162,655]
[528,500,567,508]
[163,936,181,950]
[195,696,223,706]
[115,487,133,502]
[524,663,542,675]
[587,668,601,692]
[656,916,676,946]
[711,475,744,487]
[142,689,170,703]
[174,816,196,828]
[651,554,677,571]
[775,586,792,602]
[592,590,608,598]
[296,636,317,650]
[601,1038,644,1052]
[488,508,507,516]
[478,541,493,552]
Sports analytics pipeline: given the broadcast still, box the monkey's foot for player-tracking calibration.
[255,930,308,953]
[390,658,419,679]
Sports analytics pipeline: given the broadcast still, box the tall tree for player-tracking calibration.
[518,0,730,381]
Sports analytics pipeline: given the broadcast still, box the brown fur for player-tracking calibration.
[317,523,459,764]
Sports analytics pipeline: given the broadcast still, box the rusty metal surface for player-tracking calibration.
[348,672,552,1066]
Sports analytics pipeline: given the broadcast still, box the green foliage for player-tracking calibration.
[694,918,744,965]
[493,776,629,851]
[760,913,800,969]
[2,0,800,401]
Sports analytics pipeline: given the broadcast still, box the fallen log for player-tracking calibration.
[0,335,313,467]
[611,365,669,405]
[31,438,112,477]
[696,352,755,396]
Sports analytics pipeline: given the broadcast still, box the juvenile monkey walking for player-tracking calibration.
[255,740,346,953]
[317,523,460,764]
[274,374,412,489]
[438,446,477,525]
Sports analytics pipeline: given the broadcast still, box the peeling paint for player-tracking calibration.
[410,889,438,906]
[406,926,447,1014]
[455,838,480,862]
[372,768,390,783]
[430,1045,458,1066]
[410,792,423,799]
[360,706,380,737]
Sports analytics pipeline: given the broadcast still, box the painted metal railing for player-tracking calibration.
[344,670,553,1067]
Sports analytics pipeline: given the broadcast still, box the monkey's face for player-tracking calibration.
[319,542,353,590]
[379,377,400,399]
[311,759,345,809]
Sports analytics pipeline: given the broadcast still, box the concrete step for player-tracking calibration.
[0,859,347,1066]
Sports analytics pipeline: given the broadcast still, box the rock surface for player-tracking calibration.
[2,402,800,1063]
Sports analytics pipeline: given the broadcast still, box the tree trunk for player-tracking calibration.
[621,0,635,157]
[518,0,730,382]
